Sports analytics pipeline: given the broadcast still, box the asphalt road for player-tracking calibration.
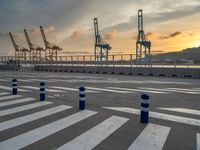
[0,71,199,150]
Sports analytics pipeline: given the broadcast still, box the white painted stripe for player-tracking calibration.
[138,87,200,95]
[0,86,30,92]
[0,79,8,81]
[128,123,170,150]
[0,98,34,107]
[86,87,133,94]
[49,86,99,93]
[0,110,97,150]
[108,87,168,94]
[103,107,200,127]
[141,107,149,112]
[57,116,129,150]
[197,133,200,150]
[141,99,149,104]
[0,105,71,132]
[159,108,200,116]
[29,79,55,83]
[0,101,52,116]
[80,97,85,101]
[18,79,33,83]
[20,86,65,93]
[0,92,9,96]
[167,88,200,92]
[0,95,21,101]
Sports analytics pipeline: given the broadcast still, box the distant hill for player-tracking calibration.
[153,46,200,63]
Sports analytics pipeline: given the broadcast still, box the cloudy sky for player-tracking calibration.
[0,0,200,55]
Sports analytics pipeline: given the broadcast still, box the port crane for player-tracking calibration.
[136,9,151,65]
[9,32,29,62]
[40,26,62,61]
[24,29,44,62]
[94,18,112,62]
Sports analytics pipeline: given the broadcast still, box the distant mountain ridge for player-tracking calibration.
[153,46,200,63]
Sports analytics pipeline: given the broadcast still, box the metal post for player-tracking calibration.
[12,79,18,95]
[79,86,86,110]
[40,82,45,101]
[140,94,150,123]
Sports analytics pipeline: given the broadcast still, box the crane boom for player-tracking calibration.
[9,32,18,51]
[24,29,32,49]
[40,26,48,48]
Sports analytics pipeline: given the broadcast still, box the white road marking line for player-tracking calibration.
[28,79,56,83]
[138,87,200,95]
[103,107,200,127]
[158,108,200,116]
[108,87,168,94]
[128,123,170,150]
[0,86,30,92]
[0,105,72,132]
[49,86,100,93]
[20,86,65,93]
[197,133,200,150]
[0,92,9,96]
[86,87,133,94]
[0,79,8,82]
[18,79,34,83]
[167,88,200,92]
[145,80,190,85]
[0,95,21,101]
[0,101,53,116]
[57,116,129,150]
[0,110,97,150]
[0,98,35,107]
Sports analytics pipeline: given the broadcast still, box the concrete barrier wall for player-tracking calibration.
[0,64,19,71]
[34,65,200,79]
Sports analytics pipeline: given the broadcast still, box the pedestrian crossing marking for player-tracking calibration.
[103,107,200,127]
[0,95,21,101]
[138,87,200,95]
[86,87,133,94]
[0,92,9,96]
[49,86,99,93]
[128,123,170,150]
[20,86,65,93]
[0,86,30,92]
[0,105,72,132]
[0,101,53,116]
[158,108,200,116]
[108,87,168,94]
[57,116,129,150]
[0,110,97,150]
[0,98,35,107]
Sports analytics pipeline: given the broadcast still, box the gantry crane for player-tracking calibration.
[136,9,151,65]
[40,26,62,61]
[24,29,44,62]
[9,32,29,63]
[94,18,112,62]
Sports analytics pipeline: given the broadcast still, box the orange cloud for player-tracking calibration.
[160,32,182,39]
[104,29,118,40]
[30,26,55,35]
[70,31,85,40]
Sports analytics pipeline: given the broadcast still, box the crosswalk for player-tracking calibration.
[0,94,199,149]
[0,84,200,95]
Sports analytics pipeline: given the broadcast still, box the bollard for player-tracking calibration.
[79,86,85,110]
[12,79,18,95]
[140,94,150,123]
[40,82,45,101]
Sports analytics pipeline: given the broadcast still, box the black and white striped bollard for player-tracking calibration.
[79,86,85,110]
[40,82,45,101]
[12,79,18,95]
[140,94,150,123]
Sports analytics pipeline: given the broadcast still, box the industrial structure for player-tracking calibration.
[24,29,44,62]
[40,26,62,61]
[94,18,112,62]
[136,9,151,65]
[9,32,29,62]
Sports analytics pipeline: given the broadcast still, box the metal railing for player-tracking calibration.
[0,53,200,69]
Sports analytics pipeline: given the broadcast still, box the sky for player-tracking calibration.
[0,0,200,55]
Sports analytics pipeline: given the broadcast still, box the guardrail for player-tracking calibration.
[0,53,200,69]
